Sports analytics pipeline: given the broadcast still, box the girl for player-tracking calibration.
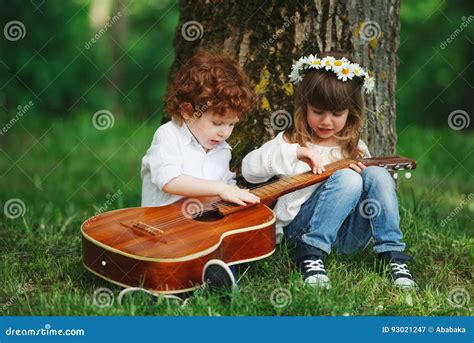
[141,50,260,291]
[242,52,416,290]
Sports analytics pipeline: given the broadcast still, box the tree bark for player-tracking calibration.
[169,0,401,173]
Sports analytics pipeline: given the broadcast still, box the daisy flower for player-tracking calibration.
[337,62,354,81]
[351,63,366,78]
[332,58,348,72]
[321,56,336,70]
[293,58,305,71]
[306,54,323,69]
[363,75,375,93]
[288,68,302,83]
[301,54,314,64]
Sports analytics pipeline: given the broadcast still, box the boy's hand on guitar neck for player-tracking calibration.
[218,184,260,206]
[296,143,326,174]
[164,175,260,206]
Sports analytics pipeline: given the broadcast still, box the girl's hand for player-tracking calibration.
[349,161,367,173]
[218,185,260,206]
[296,143,326,174]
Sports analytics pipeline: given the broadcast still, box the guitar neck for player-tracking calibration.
[216,156,416,216]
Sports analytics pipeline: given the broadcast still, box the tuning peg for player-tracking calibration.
[393,172,398,179]
[404,172,412,179]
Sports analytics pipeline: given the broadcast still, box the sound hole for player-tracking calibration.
[193,209,224,222]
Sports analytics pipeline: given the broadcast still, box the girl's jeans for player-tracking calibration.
[284,166,406,261]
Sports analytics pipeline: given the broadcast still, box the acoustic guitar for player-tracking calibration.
[82,156,416,294]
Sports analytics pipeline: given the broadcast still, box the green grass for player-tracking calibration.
[1,114,472,316]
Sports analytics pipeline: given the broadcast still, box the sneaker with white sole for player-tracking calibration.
[298,256,331,289]
[378,251,417,290]
[202,259,236,292]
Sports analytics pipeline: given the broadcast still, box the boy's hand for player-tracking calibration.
[349,162,367,173]
[218,185,260,206]
[296,143,326,174]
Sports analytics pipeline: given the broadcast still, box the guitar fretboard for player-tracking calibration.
[250,159,352,200]
[216,159,356,215]
[216,156,415,216]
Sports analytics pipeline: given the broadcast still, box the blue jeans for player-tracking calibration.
[284,167,406,261]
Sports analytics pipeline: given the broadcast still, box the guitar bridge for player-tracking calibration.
[120,221,164,236]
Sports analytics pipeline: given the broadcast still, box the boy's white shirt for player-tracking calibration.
[242,131,371,244]
[141,120,236,207]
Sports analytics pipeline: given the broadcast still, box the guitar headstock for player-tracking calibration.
[358,156,416,179]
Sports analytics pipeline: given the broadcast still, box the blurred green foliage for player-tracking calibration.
[398,0,472,127]
[0,0,471,127]
[0,0,179,120]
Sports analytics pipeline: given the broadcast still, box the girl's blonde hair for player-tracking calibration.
[284,51,365,158]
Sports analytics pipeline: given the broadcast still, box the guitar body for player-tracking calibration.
[82,197,276,294]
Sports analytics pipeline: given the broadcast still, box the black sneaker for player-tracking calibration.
[202,259,236,292]
[378,251,417,290]
[298,256,331,289]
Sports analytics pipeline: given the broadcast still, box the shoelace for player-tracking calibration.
[390,262,412,278]
[304,259,326,273]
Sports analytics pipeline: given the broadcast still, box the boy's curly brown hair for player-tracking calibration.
[164,49,255,124]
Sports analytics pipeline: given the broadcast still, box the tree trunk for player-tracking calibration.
[108,0,128,117]
[169,0,400,172]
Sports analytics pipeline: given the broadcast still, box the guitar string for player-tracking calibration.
[133,169,334,230]
[141,159,358,228]
[139,158,400,228]
[129,158,408,229]
[141,157,404,228]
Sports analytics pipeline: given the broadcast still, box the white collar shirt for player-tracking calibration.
[141,120,236,207]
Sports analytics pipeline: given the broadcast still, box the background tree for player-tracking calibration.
[170,0,401,170]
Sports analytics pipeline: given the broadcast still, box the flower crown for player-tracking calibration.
[288,54,375,94]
